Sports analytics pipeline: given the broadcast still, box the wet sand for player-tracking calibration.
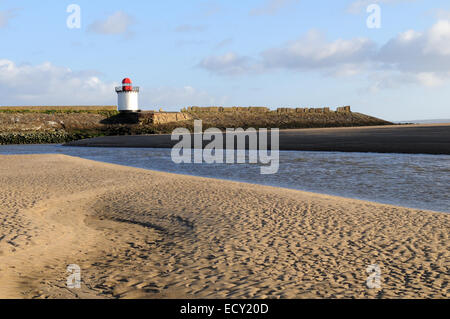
[65,124,450,155]
[0,154,448,299]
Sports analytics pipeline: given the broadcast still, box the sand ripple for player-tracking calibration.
[0,154,448,299]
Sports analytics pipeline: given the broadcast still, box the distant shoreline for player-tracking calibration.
[65,123,450,155]
[396,119,450,125]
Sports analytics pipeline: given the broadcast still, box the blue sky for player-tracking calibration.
[1,0,450,121]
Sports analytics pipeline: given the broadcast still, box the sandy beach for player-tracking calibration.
[0,154,448,299]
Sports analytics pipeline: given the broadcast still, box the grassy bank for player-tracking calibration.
[0,106,393,145]
[0,105,117,112]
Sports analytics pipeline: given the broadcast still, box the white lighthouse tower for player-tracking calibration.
[115,78,140,112]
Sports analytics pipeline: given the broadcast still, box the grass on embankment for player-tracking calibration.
[0,107,393,145]
[0,106,119,118]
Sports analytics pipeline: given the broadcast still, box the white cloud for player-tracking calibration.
[377,20,450,73]
[434,9,450,20]
[415,72,445,87]
[199,19,450,89]
[261,30,376,71]
[368,19,450,88]
[326,63,372,77]
[198,52,261,76]
[367,70,445,93]
[425,20,450,55]
[0,59,116,105]
[0,59,226,108]
[88,11,134,36]
[199,31,375,76]
[250,0,299,16]
[0,9,16,28]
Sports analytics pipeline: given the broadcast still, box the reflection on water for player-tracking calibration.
[1,144,449,213]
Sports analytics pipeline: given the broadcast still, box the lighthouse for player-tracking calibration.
[115,78,140,112]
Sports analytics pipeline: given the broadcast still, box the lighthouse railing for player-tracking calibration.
[115,87,140,93]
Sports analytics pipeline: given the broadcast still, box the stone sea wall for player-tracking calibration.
[183,106,351,114]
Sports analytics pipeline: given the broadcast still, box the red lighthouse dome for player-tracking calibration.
[122,78,133,91]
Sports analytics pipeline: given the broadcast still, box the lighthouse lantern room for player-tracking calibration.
[115,78,140,112]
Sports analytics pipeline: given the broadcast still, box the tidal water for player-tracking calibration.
[1,144,449,213]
